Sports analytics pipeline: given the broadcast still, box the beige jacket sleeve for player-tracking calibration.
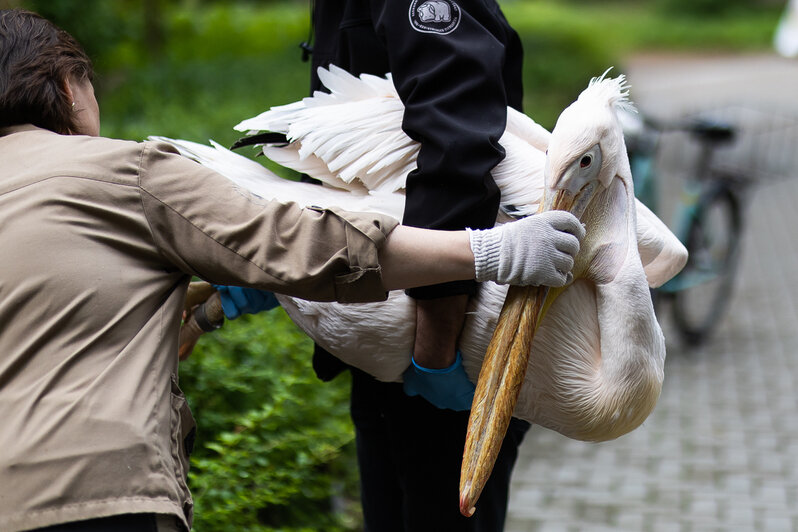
[138,142,399,303]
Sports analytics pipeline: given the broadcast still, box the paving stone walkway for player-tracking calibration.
[506,53,798,532]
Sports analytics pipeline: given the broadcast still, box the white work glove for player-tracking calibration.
[468,211,585,287]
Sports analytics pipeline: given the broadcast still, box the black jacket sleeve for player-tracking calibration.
[310,0,522,299]
[369,0,521,298]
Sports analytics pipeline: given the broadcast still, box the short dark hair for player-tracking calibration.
[0,9,93,134]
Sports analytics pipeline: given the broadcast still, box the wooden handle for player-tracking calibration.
[178,285,224,361]
[185,281,217,312]
[200,291,225,324]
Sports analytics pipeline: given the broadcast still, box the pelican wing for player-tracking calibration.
[232,66,551,217]
[235,66,416,194]
[149,137,404,220]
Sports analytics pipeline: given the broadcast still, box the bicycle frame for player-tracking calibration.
[626,113,738,290]
[625,110,746,344]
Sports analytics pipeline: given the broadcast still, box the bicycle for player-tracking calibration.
[623,109,747,346]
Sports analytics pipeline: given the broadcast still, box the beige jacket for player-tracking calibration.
[0,125,398,531]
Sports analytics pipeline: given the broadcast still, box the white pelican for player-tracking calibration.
[154,66,687,516]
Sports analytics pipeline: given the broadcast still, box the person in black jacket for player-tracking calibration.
[305,1,531,531]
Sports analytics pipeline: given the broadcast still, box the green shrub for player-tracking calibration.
[179,310,362,532]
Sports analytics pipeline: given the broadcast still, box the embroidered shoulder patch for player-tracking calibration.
[409,0,461,35]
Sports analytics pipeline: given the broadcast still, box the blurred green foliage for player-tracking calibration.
[22,0,309,146]
[502,0,782,125]
[6,0,782,530]
[178,310,361,531]
[654,0,762,15]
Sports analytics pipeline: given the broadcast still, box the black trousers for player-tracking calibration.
[350,369,530,532]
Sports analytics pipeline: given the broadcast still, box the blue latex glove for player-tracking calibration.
[212,285,280,320]
[402,351,476,411]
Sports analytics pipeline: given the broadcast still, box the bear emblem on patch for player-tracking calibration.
[409,0,461,34]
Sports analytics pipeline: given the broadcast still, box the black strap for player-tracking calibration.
[230,132,289,151]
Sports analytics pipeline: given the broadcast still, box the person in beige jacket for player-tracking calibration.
[0,9,584,532]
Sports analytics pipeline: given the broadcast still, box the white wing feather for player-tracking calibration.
[232,66,554,213]
[149,137,404,219]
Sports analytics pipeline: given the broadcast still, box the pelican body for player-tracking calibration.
[153,67,687,518]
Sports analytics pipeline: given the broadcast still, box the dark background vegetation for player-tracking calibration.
[1,0,783,530]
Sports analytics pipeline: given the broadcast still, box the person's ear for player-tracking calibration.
[62,77,76,108]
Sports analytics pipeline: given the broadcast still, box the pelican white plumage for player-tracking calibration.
[155,65,684,407]
[154,66,687,514]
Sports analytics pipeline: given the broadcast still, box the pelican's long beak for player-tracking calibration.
[459,181,600,517]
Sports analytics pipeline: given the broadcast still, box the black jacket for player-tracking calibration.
[309,0,523,300]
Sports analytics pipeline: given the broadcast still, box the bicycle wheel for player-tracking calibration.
[671,184,742,346]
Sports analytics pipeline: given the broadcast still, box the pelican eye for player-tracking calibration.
[580,155,592,168]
